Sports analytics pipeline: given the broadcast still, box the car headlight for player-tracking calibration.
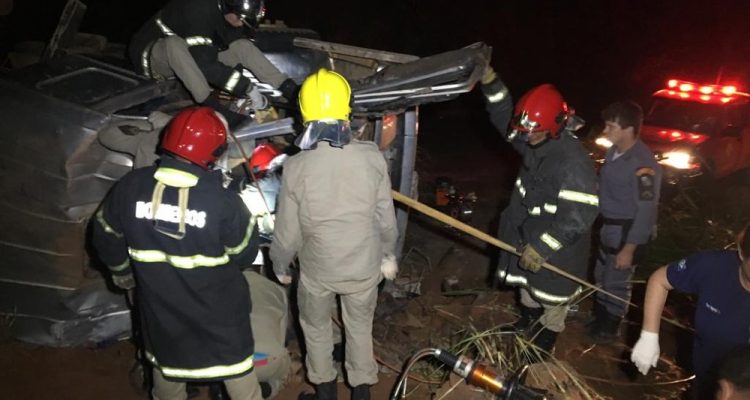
[595,137,612,148]
[658,150,699,170]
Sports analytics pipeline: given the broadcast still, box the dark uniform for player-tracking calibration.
[483,79,599,315]
[595,140,661,317]
[93,158,260,382]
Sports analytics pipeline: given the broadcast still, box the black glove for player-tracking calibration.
[112,273,136,290]
[278,78,299,103]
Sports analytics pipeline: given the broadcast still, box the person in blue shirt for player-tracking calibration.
[631,223,750,399]
[588,100,661,343]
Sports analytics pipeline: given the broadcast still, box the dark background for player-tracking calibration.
[3,0,750,122]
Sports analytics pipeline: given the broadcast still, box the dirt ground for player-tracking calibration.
[0,102,703,399]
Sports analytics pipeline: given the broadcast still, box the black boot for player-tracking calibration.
[512,305,544,333]
[299,380,337,400]
[585,301,608,330]
[351,384,370,400]
[530,328,559,360]
[587,311,622,344]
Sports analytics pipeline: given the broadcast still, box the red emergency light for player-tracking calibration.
[657,79,745,105]
[656,129,708,144]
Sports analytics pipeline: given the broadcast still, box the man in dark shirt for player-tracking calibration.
[632,223,750,399]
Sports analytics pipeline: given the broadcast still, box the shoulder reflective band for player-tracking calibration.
[129,248,230,269]
[155,17,175,36]
[515,178,526,197]
[225,70,242,93]
[528,206,541,216]
[96,208,123,238]
[540,232,562,251]
[185,36,213,47]
[486,87,508,103]
[558,189,599,206]
[154,168,199,188]
[147,352,254,380]
[543,203,558,214]
[497,269,582,303]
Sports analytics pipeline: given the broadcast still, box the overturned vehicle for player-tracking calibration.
[0,18,491,346]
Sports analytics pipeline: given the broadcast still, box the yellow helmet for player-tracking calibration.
[299,68,351,124]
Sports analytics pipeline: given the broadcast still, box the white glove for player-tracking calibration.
[276,274,292,285]
[380,253,398,280]
[239,188,269,216]
[246,86,268,110]
[631,330,660,375]
[266,154,289,173]
[258,213,275,235]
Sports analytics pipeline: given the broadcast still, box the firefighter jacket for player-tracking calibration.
[481,79,598,304]
[599,139,661,246]
[270,141,399,294]
[92,157,260,381]
[128,0,252,97]
[497,133,599,304]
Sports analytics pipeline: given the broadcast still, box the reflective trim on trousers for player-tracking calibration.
[498,269,581,304]
[146,351,254,380]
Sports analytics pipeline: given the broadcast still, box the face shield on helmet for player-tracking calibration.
[160,107,229,169]
[221,0,266,27]
[510,84,570,143]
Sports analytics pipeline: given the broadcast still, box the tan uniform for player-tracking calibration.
[270,140,398,387]
[244,270,291,398]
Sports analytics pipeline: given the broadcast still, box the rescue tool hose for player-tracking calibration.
[390,190,634,308]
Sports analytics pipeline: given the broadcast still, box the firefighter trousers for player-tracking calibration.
[520,289,569,333]
[298,278,379,387]
[149,36,287,103]
[152,368,262,400]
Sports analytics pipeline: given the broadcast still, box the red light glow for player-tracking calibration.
[656,129,707,144]
[699,86,713,94]
[667,79,678,88]
[679,83,694,91]
[721,86,737,95]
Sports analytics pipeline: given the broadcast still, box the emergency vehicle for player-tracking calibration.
[595,78,750,183]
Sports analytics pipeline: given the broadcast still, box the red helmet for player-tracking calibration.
[161,107,228,169]
[511,84,570,138]
[249,143,281,175]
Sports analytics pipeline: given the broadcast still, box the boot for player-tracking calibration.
[512,305,544,333]
[585,301,608,330]
[299,380,337,400]
[587,311,622,344]
[530,327,558,360]
[351,384,370,400]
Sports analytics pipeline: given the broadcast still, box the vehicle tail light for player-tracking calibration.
[656,129,708,144]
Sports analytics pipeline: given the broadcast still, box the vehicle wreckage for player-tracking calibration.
[0,4,491,347]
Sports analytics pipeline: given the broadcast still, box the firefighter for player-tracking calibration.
[631,223,750,399]
[270,68,399,400]
[244,268,292,399]
[92,107,263,400]
[128,0,298,126]
[588,101,661,343]
[481,68,599,355]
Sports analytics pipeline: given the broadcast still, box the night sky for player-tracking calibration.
[3,0,750,120]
